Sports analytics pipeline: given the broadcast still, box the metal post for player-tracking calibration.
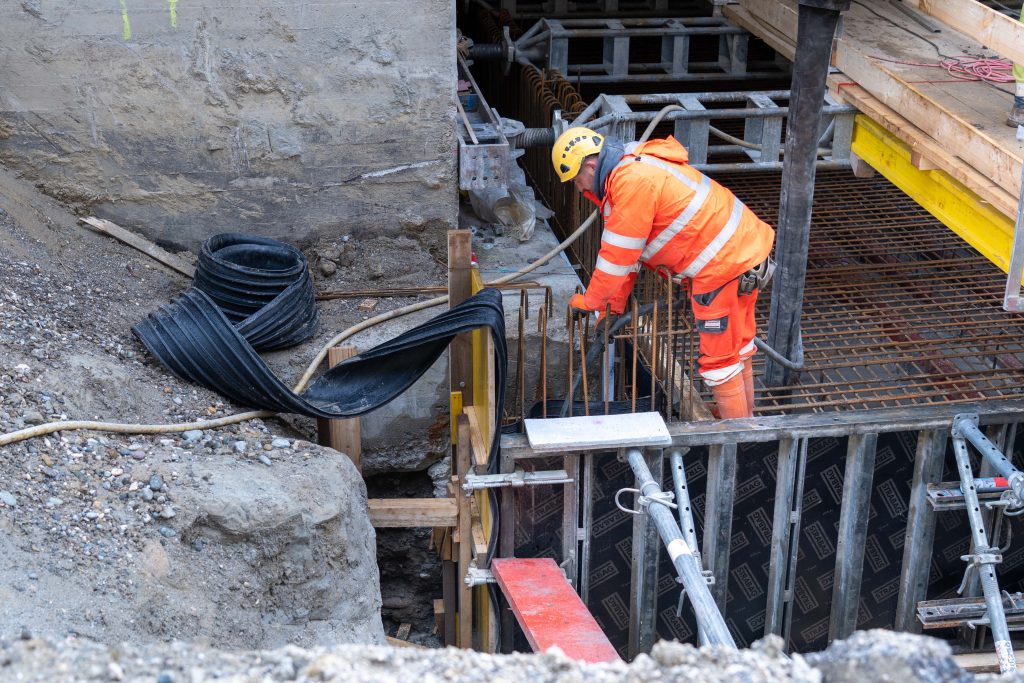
[950,432,1018,674]
[764,0,851,386]
[894,429,946,633]
[828,432,877,641]
[579,453,595,605]
[499,446,516,653]
[1001,160,1024,312]
[562,453,580,586]
[703,443,737,610]
[781,438,809,648]
[628,449,662,658]
[954,415,1024,505]
[765,438,800,636]
[625,448,736,648]
[669,447,706,644]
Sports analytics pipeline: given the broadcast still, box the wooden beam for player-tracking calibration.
[901,0,1024,66]
[834,45,1022,198]
[316,346,362,472]
[448,231,474,405]
[80,217,196,278]
[463,408,490,473]
[368,498,457,528]
[834,84,1017,219]
[455,414,475,650]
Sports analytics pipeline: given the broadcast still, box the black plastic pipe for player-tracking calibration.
[764,0,850,387]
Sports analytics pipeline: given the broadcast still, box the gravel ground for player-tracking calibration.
[0,169,443,648]
[5,630,1015,683]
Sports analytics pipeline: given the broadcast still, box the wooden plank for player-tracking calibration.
[456,415,474,650]
[492,558,621,663]
[901,0,1024,66]
[849,111,1018,273]
[834,84,1017,219]
[80,217,196,278]
[954,649,1024,674]
[834,45,1022,197]
[368,498,457,528]
[315,346,362,471]
[524,412,672,453]
[448,231,474,406]
[395,623,412,641]
[464,408,490,473]
[386,635,422,649]
[724,6,795,61]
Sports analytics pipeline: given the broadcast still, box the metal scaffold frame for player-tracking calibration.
[499,401,1024,653]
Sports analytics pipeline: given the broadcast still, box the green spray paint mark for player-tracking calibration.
[168,0,177,28]
[119,0,132,40]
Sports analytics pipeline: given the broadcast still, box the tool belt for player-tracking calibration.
[737,257,775,295]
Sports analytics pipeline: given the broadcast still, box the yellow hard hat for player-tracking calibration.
[551,127,604,182]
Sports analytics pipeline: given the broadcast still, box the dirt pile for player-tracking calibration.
[0,170,389,648]
[1,630,1000,682]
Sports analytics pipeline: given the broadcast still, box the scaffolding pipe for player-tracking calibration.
[669,448,708,645]
[953,414,1024,507]
[950,434,1017,674]
[764,0,850,386]
[625,448,736,648]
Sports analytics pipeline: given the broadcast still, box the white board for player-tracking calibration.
[524,412,672,453]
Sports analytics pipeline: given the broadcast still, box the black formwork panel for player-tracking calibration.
[511,427,1024,656]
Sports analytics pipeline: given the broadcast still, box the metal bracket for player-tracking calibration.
[462,468,573,493]
[464,566,497,587]
[614,487,677,515]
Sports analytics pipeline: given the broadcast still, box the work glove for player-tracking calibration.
[569,293,609,325]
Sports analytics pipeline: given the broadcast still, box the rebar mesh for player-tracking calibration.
[729,170,1024,414]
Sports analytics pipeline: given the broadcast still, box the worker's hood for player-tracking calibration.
[594,136,690,201]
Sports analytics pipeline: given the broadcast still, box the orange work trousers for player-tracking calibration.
[690,278,758,386]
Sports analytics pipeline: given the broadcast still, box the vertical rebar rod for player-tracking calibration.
[626,448,736,648]
[951,434,1017,674]
[764,0,850,386]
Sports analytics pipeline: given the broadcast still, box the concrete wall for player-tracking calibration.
[0,0,457,249]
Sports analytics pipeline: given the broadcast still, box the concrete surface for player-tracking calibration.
[0,0,457,249]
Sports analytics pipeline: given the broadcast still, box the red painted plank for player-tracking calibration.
[492,558,621,663]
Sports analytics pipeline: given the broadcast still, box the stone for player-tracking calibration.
[0,490,17,506]
[158,526,176,538]
[149,474,163,491]
[319,260,337,277]
[258,455,272,467]
[182,430,203,443]
[233,441,247,454]
[271,438,290,449]
[23,410,44,424]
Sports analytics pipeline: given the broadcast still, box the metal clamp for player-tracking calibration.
[464,566,496,587]
[614,487,677,515]
[957,549,1004,595]
[462,468,572,493]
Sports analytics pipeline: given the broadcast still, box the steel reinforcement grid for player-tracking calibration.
[730,169,1024,415]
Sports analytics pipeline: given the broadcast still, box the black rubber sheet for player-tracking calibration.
[133,235,507,458]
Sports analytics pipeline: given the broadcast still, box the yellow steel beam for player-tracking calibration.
[850,113,1016,274]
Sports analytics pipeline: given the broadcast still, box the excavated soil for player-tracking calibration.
[0,166,449,649]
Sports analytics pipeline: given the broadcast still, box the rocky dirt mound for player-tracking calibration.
[2,630,1006,683]
[0,170,393,648]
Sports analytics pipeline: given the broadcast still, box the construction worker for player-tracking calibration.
[552,127,775,419]
[1010,4,1024,128]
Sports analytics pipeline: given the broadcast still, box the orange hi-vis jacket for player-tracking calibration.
[582,136,775,313]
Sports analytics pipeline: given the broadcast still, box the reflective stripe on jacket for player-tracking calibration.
[581,136,775,313]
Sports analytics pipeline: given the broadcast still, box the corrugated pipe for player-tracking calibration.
[511,127,555,148]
